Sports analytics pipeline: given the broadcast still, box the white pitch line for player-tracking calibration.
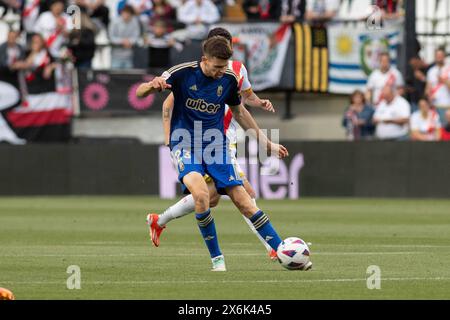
[0,251,429,257]
[5,243,450,248]
[2,277,450,285]
[322,244,450,248]
[151,243,450,249]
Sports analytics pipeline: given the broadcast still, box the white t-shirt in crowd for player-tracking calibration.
[366,66,404,106]
[426,64,450,107]
[374,95,411,139]
[124,0,153,24]
[410,110,441,141]
[34,12,73,58]
[177,0,220,25]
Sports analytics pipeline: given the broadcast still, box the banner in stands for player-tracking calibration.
[213,23,292,91]
[327,21,402,94]
[293,23,329,93]
[77,70,168,115]
[0,67,72,144]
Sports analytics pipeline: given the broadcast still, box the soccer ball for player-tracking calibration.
[276,237,311,270]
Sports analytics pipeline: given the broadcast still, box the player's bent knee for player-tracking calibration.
[246,187,256,200]
[192,190,210,211]
[209,193,220,208]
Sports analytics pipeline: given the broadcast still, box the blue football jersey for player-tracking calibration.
[162,61,241,150]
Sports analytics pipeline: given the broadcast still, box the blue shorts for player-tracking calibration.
[171,146,243,195]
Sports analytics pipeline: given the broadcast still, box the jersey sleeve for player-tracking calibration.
[161,62,196,90]
[399,99,411,118]
[426,67,435,83]
[225,77,241,107]
[434,114,442,129]
[410,113,419,130]
[395,69,405,87]
[366,72,375,90]
[161,70,178,90]
[240,64,252,92]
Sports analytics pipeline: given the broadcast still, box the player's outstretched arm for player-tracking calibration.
[230,104,289,159]
[242,90,275,113]
[136,77,172,98]
[162,93,174,146]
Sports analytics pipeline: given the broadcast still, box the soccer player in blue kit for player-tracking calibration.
[137,36,309,271]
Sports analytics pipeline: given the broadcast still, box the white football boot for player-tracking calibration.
[211,255,227,272]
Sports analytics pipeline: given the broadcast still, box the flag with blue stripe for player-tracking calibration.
[327,21,403,94]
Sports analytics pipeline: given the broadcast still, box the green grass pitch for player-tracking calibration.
[1,196,450,300]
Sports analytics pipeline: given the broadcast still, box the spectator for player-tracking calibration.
[211,0,225,17]
[410,98,441,141]
[272,0,306,23]
[440,109,450,141]
[33,0,73,59]
[21,0,42,33]
[0,0,7,17]
[10,33,57,83]
[108,4,140,69]
[374,0,404,21]
[126,0,153,26]
[149,0,175,30]
[0,0,21,15]
[39,0,74,15]
[342,90,375,141]
[405,54,432,112]
[305,0,339,24]
[425,48,450,126]
[0,30,25,71]
[242,0,261,20]
[373,86,411,140]
[166,0,182,7]
[74,0,110,28]
[176,0,220,40]
[146,19,179,68]
[67,9,97,69]
[366,52,404,107]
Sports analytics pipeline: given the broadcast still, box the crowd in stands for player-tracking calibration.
[0,0,404,70]
[342,47,450,141]
[2,0,449,141]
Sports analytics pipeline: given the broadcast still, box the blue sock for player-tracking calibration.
[249,210,282,251]
[196,209,222,258]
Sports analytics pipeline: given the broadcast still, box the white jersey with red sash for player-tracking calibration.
[366,67,404,106]
[410,109,441,141]
[427,64,450,107]
[224,60,252,146]
[25,49,51,82]
[22,0,41,33]
[34,12,73,58]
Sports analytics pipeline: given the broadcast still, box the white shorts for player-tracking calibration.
[227,143,245,179]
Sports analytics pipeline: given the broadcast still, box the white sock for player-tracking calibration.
[158,194,196,226]
[242,198,273,252]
